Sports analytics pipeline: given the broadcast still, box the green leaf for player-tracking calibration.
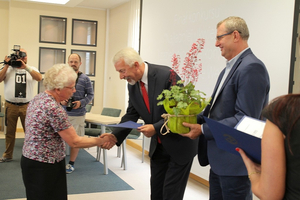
[157,80,210,116]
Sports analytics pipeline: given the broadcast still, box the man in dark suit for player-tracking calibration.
[105,47,198,200]
[182,16,270,199]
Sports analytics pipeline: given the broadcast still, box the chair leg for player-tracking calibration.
[1,117,3,132]
[65,142,70,156]
[96,146,102,161]
[117,146,121,158]
[121,139,127,170]
[142,134,145,163]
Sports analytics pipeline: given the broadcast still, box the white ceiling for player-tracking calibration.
[11,0,130,10]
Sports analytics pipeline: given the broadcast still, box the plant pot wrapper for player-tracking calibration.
[160,100,206,134]
[161,113,197,134]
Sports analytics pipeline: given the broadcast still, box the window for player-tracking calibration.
[72,19,97,46]
[39,47,66,74]
[71,49,96,76]
[39,16,66,44]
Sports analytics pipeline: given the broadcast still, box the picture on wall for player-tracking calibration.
[72,19,97,46]
[39,16,67,44]
[71,49,96,76]
[39,47,66,74]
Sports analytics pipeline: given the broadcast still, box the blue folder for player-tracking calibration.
[105,121,142,129]
[204,117,261,164]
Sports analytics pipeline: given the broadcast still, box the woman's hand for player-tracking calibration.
[236,148,261,177]
[100,133,117,150]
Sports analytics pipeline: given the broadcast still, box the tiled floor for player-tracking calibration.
[0,131,209,200]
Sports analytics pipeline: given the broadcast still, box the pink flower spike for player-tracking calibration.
[170,38,205,85]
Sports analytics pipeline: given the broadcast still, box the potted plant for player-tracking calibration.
[157,38,210,134]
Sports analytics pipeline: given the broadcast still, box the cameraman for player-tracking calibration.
[0,48,42,163]
[61,53,94,174]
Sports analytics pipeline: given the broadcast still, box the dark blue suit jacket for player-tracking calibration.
[113,63,198,165]
[198,48,270,176]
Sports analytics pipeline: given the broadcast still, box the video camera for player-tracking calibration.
[5,45,27,68]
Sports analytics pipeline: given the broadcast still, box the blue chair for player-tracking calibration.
[119,128,145,170]
[65,104,93,156]
[85,107,121,160]
[85,104,92,112]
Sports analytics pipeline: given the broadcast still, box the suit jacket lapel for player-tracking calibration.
[133,83,146,111]
[147,65,156,114]
[213,48,252,104]
[208,48,252,113]
[204,69,225,116]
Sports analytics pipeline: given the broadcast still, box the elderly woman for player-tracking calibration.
[20,64,116,200]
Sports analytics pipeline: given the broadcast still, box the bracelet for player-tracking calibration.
[25,65,33,73]
[248,171,261,179]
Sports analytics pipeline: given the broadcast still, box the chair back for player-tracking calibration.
[127,129,141,139]
[101,107,121,117]
[85,104,92,113]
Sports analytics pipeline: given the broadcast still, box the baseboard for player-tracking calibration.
[189,172,209,187]
[0,128,24,134]
[0,128,24,132]
[6,130,210,187]
[126,139,147,154]
[17,128,24,132]
[126,139,209,187]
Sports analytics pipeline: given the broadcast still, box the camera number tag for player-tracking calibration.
[15,72,27,98]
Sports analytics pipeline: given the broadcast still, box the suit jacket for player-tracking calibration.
[113,63,198,165]
[198,48,270,176]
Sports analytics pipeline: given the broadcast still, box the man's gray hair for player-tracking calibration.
[113,47,143,67]
[217,16,250,41]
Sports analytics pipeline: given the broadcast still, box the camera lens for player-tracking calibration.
[66,98,73,111]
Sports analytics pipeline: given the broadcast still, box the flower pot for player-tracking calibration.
[168,114,197,134]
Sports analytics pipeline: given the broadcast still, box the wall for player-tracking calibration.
[140,0,295,181]
[0,1,9,112]
[0,1,107,118]
[103,2,131,116]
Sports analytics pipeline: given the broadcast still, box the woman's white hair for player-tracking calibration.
[43,63,77,90]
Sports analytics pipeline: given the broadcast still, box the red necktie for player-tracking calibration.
[140,81,150,113]
[140,81,161,143]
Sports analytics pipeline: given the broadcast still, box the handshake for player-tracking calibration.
[98,133,118,150]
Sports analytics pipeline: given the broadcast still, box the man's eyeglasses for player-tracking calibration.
[216,30,242,41]
[216,31,234,41]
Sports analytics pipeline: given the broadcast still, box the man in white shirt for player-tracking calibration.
[0,47,42,162]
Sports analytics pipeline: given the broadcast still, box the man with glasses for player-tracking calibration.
[0,47,42,163]
[182,16,270,199]
[62,53,94,174]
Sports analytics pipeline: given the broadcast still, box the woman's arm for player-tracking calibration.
[58,126,117,149]
[238,119,286,200]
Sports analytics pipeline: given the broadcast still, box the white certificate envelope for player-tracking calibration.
[235,116,266,138]
[204,116,265,164]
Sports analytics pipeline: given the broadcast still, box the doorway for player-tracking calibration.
[289,0,300,93]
